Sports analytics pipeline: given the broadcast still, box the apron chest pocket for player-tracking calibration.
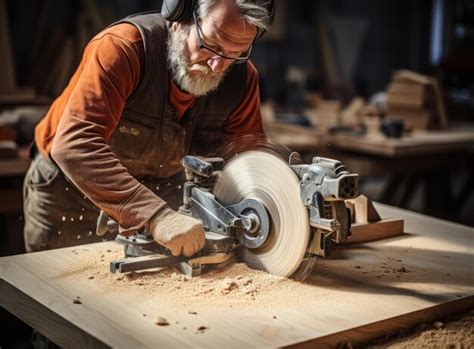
[109,116,155,160]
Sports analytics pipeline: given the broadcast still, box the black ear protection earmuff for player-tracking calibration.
[161,0,197,23]
[161,0,274,39]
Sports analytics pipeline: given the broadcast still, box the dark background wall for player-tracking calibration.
[6,0,472,119]
[6,0,470,99]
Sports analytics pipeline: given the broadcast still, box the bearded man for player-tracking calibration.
[23,0,273,255]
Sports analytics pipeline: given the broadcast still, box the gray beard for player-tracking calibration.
[167,28,228,97]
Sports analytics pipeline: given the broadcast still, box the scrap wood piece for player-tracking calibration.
[349,218,404,243]
[345,195,381,223]
[345,195,404,243]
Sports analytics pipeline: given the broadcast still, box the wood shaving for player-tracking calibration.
[155,317,169,326]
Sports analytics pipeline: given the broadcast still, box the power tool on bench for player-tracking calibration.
[97,151,359,279]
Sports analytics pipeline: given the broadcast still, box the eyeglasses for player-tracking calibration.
[193,11,255,64]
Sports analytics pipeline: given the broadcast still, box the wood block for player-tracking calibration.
[348,218,404,243]
[393,70,431,85]
[345,195,381,224]
[386,91,425,108]
[387,81,425,95]
[386,107,431,130]
[390,70,448,130]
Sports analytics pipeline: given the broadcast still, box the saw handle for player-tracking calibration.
[96,210,118,236]
[181,156,214,178]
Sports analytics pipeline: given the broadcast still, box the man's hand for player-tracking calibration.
[148,209,206,257]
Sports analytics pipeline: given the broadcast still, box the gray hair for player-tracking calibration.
[196,0,272,33]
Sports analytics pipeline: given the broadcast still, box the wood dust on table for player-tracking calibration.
[51,242,461,313]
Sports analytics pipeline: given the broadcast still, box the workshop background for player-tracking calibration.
[1,0,473,253]
[0,0,473,346]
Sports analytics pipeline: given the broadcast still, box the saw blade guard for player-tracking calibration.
[213,150,311,278]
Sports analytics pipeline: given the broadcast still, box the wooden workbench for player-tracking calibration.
[324,129,474,157]
[313,127,474,219]
[1,203,473,348]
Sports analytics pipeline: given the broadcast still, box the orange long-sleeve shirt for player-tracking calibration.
[34,23,264,231]
[36,23,263,156]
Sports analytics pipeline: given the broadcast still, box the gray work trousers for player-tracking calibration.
[23,152,106,252]
[23,150,184,252]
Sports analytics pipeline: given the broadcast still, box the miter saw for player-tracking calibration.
[97,151,359,279]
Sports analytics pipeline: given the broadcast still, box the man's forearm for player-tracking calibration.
[51,109,168,230]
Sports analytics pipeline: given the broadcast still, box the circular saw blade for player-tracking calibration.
[213,150,310,277]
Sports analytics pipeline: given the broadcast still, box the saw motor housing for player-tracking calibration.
[290,155,359,257]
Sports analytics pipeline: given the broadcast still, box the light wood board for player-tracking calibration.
[0,203,473,348]
[349,218,404,243]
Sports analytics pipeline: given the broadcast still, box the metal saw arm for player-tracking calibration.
[180,155,270,249]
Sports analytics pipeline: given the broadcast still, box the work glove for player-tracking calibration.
[148,208,206,257]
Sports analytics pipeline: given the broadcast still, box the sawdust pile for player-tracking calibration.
[366,309,474,348]
[55,243,451,312]
[62,247,323,309]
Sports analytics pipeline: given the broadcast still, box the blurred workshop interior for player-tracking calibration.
[1,0,473,254]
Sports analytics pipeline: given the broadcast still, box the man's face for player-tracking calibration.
[167,1,257,96]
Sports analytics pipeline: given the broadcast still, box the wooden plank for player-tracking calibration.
[387,81,425,95]
[0,280,110,348]
[291,297,474,348]
[0,203,472,347]
[386,91,425,108]
[348,218,404,243]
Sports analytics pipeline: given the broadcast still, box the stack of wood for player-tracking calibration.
[385,70,449,131]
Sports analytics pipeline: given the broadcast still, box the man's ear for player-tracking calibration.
[171,21,181,32]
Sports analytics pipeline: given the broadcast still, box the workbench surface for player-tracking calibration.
[1,203,473,348]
